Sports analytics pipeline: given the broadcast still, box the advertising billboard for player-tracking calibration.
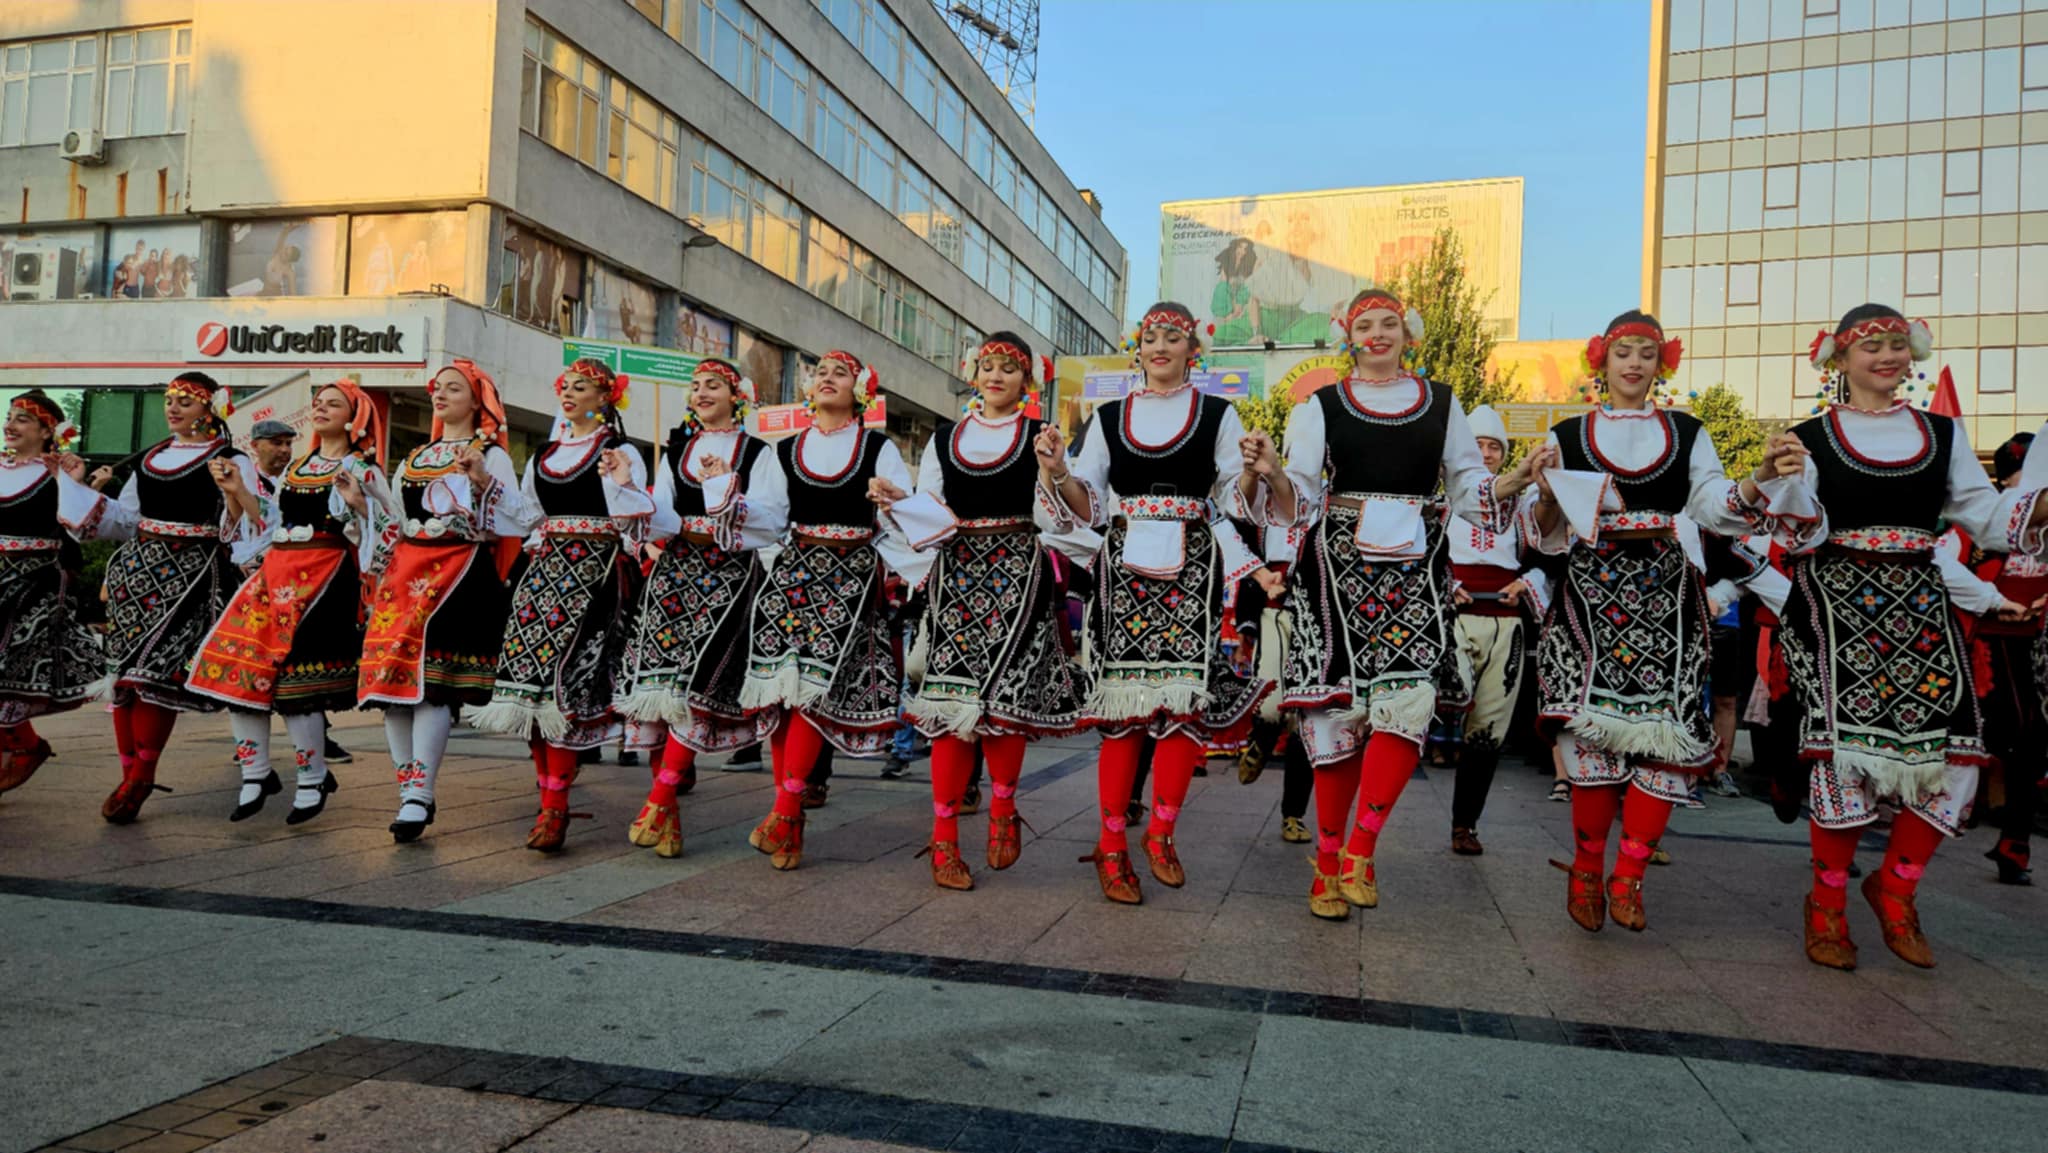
[1160,177,1523,347]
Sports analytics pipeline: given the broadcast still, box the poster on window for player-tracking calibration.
[1,229,100,300]
[348,211,467,297]
[105,223,202,300]
[224,217,342,297]
[736,329,786,408]
[675,302,735,358]
[496,219,583,334]
[585,263,657,346]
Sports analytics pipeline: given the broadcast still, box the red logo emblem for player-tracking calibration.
[196,322,228,357]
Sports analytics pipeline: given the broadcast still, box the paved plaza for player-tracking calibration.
[4,708,2047,1152]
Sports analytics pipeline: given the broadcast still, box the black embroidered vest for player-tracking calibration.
[1098,391,1231,499]
[1791,409,1953,535]
[533,438,613,518]
[1,467,59,540]
[665,424,768,518]
[933,417,1040,520]
[1551,410,1701,516]
[136,439,240,526]
[277,455,350,537]
[1315,378,1451,498]
[779,427,887,529]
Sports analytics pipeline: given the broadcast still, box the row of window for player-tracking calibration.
[623,0,1121,320]
[521,23,684,213]
[0,25,191,147]
[1662,146,2048,233]
[1658,246,2048,333]
[1669,0,2045,54]
[1667,49,2048,146]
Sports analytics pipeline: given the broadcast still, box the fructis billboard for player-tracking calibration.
[1160,177,1524,346]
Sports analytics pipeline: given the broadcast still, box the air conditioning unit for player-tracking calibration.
[60,129,105,164]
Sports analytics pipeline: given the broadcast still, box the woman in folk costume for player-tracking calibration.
[59,372,264,824]
[1780,304,2048,970]
[0,391,103,794]
[1445,403,1551,857]
[740,348,921,871]
[471,359,654,852]
[358,361,539,843]
[1244,287,1542,921]
[187,380,395,823]
[1040,301,1270,905]
[614,358,784,860]
[870,331,1090,890]
[1530,310,1803,934]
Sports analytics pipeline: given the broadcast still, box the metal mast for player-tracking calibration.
[935,0,1038,126]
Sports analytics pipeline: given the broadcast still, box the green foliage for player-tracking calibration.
[1690,384,1766,479]
[1385,227,1523,412]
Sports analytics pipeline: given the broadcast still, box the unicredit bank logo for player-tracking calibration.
[184,318,426,364]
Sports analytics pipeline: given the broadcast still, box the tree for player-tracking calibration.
[1385,227,1523,412]
[1690,383,1766,479]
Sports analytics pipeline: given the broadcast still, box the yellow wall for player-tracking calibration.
[187,0,499,214]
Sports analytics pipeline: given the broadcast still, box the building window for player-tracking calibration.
[106,26,195,140]
[862,0,903,89]
[805,217,851,313]
[350,212,467,298]
[1904,250,1940,299]
[525,21,604,167]
[903,41,936,125]
[1764,165,1798,209]
[0,35,99,146]
[1980,348,2015,395]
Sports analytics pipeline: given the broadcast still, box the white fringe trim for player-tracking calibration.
[1564,708,1710,766]
[1089,681,1209,727]
[617,686,693,729]
[738,663,827,714]
[903,697,980,738]
[468,698,569,742]
[1832,744,1951,804]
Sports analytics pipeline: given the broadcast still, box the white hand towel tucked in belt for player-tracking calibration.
[1121,520,1186,578]
[1352,499,1429,560]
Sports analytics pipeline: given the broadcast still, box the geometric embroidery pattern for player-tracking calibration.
[910,527,1086,737]
[747,538,901,753]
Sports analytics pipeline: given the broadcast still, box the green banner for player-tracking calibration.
[562,338,699,384]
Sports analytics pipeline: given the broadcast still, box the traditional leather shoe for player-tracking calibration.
[102,778,169,825]
[1607,874,1646,932]
[629,800,674,847]
[1450,827,1484,856]
[1337,849,1377,908]
[230,770,282,822]
[1143,832,1185,888]
[918,840,973,890]
[766,813,805,870]
[1862,872,1935,968]
[284,772,339,825]
[1237,743,1267,785]
[1280,816,1310,844]
[801,781,829,810]
[524,807,588,853]
[1551,859,1604,932]
[987,812,1026,870]
[1803,896,1857,970]
[1080,845,1142,904]
[749,811,774,852]
[1308,863,1350,921]
[0,738,53,792]
[389,801,436,844]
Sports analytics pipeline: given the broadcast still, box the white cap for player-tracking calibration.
[1468,404,1507,448]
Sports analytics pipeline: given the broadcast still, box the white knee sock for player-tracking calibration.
[283,712,328,808]
[384,706,415,765]
[396,704,453,822]
[229,710,272,806]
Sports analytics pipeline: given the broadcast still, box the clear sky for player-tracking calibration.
[1030,0,1655,341]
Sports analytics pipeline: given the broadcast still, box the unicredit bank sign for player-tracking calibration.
[187,317,427,364]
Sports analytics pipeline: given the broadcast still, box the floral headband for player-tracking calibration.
[819,350,881,407]
[1585,321,1683,379]
[1121,309,1211,352]
[1808,316,1932,370]
[555,358,632,410]
[1339,290,1426,344]
[973,339,1054,385]
[9,393,78,451]
[693,359,757,407]
[166,375,234,424]
[431,359,510,451]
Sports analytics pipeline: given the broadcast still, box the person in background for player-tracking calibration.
[1231,518,1311,844]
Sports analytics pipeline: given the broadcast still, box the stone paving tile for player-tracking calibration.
[505,1105,812,1151]
[202,1081,574,1153]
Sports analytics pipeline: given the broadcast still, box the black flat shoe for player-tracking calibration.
[285,772,340,826]
[390,800,437,844]
[230,770,282,821]
[1987,844,2034,886]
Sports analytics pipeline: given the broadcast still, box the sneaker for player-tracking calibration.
[1548,780,1571,803]
[1683,787,1706,810]
[618,750,640,767]
[1280,816,1310,844]
[323,738,352,765]
[1709,770,1741,798]
[723,744,764,771]
[879,756,910,780]
[578,747,602,765]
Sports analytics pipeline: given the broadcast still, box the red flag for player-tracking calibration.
[1929,365,1963,417]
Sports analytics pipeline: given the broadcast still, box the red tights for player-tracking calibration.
[531,741,581,812]
[930,734,1029,842]
[771,715,827,819]
[111,700,179,783]
[1095,731,1204,853]
[1568,783,1675,880]
[1309,733,1422,873]
[648,734,695,807]
[0,720,38,752]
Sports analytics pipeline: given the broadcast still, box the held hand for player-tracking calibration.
[867,476,908,510]
[697,452,732,479]
[1754,433,1810,483]
[1527,444,1559,503]
[89,465,115,491]
[57,453,85,481]
[209,457,244,495]
[1452,584,1473,608]
[456,444,489,484]
[601,448,636,485]
[1994,595,2048,623]
[1238,431,1279,478]
[1501,579,1530,608]
[334,468,368,514]
[1034,426,1067,472]
[1252,566,1286,601]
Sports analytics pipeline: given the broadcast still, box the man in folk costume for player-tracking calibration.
[1778,303,2048,969]
[471,359,655,852]
[1243,287,1547,920]
[1445,404,1550,857]
[0,391,102,794]
[186,381,395,824]
[1040,301,1270,904]
[1529,311,1804,934]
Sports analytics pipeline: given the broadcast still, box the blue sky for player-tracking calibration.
[1031,0,1654,341]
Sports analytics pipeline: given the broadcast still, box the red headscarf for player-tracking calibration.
[315,378,385,464]
[430,360,509,451]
